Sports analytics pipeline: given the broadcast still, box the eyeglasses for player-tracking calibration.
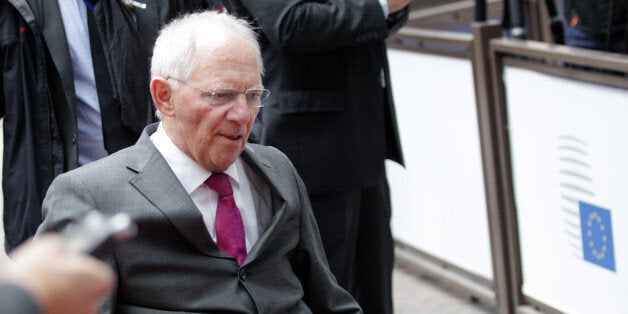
[167,77,270,108]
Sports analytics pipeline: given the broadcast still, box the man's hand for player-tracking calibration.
[387,0,410,13]
[4,235,115,314]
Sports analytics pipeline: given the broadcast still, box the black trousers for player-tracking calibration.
[309,176,394,314]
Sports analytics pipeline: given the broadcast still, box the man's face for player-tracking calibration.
[166,40,261,173]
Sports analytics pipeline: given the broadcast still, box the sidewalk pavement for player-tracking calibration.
[393,263,497,314]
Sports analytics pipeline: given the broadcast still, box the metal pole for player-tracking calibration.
[475,0,487,22]
[544,0,565,44]
[508,0,527,39]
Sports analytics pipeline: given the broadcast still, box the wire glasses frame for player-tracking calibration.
[167,77,270,108]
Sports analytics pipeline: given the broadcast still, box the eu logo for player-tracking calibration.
[579,201,616,272]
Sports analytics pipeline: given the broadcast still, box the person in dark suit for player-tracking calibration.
[0,0,207,253]
[563,0,627,53]
[0,235,115,314]
[217,1,409,312]
[36,11,361,313]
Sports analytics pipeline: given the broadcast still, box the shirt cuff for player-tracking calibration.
[379,0,389,17]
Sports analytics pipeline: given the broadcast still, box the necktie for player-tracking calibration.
[205,173,247,265]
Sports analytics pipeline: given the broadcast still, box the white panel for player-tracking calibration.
[387,49,493,280]
[506,67,628,314]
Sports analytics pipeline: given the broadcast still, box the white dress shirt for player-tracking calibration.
[150,124,270,252]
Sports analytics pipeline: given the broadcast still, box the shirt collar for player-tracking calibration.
[150,123,242,194]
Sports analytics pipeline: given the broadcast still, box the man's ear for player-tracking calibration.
[151,77,175,117]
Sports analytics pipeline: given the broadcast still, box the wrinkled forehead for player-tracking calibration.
[192,38,260,78]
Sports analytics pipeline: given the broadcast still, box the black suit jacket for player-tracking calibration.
[223,0,407,193]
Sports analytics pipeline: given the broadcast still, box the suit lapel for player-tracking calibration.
[240,146,293,262]
[40,0,76,117]
[127,127,226,258]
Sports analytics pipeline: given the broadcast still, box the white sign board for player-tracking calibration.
[387,49,493,280]
[506,66,628,313]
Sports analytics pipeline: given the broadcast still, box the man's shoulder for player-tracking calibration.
[61,140,153,180]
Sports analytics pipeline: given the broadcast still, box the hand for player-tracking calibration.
[387,0,410,13]
[4,235,115,314]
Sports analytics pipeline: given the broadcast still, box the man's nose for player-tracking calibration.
[226,95,252,123]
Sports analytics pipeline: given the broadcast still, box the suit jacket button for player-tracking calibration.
[239,269,247,281]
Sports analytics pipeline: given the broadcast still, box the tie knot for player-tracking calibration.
[205,173,233,196]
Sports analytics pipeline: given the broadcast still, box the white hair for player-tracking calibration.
[150,11,264,82]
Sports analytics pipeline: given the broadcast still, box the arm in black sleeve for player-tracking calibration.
[236,0,392,54]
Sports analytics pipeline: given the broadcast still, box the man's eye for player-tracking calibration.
[212,92,233,100]
[247,92,262,100]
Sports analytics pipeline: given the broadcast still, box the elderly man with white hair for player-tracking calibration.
[37,11,361,314]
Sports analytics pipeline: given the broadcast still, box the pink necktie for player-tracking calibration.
[205,173,247,265]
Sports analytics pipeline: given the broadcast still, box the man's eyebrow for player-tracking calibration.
[212,84,265,90]
[211,84,237,90]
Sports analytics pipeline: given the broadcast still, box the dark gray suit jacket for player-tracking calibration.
[0,284,41,314]
[36,124,361,313]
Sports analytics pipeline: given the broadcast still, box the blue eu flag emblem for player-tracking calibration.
[579,201,616,272]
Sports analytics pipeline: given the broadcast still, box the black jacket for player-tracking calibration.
[0,0,207,252]
[564,0,627,39]
[222,0,407,194]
